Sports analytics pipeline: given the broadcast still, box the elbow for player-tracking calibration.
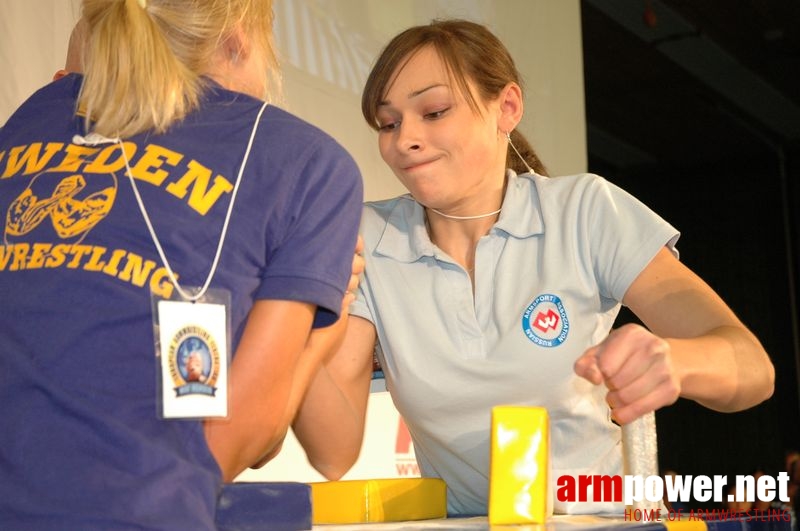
[319,465,348,482]
[760,358,776,403]
[217,441,281,483]
[206,421,288,483]
[749,349,776,406]
[309,449,361,481]
[731,354,775,411]
[731,332,775,410]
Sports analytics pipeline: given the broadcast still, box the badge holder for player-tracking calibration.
[152,287,231,420]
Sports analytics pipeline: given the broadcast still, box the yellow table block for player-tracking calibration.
[665,521,707,531]
[309,477,447,524]
[489,405,550,526]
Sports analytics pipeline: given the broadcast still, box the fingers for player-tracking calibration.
[597,325,669,390]
[575,324,681,425]
[342,235,366,312]
[349,254,365,289]
[574,346,603,385]
[347,236,365,292]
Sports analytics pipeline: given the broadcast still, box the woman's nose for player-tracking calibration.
[396,121,422,152]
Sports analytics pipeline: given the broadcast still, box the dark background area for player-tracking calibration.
[580,0,800,505]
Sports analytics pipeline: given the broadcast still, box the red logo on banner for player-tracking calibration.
[396,417,412,453]
[395,417,419,476]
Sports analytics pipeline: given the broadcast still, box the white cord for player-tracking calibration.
[506,131,535,174]
[73,101,269,302]
[428,207,501,220]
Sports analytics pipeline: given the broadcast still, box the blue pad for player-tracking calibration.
[216,482,312,531]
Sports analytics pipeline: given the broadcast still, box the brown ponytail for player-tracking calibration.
[508,130,548,176]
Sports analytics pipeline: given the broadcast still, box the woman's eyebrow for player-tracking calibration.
[378,83,448,107]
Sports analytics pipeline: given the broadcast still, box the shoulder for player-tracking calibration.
[260,105,360,181]
[2,75,81,137]
[200,89,356,167]
[530,172,636,213]
[25,74,83,105]
[262,105,348,154]
[531,172,610,197]
[261,105,331,139]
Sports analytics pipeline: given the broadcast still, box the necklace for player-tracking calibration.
[428,207,501,220]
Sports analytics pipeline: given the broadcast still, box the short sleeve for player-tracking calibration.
[582,176,679,302]
[255,136,363,327]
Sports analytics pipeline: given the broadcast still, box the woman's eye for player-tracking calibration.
[378,121,399,132]
[425,108,449,120]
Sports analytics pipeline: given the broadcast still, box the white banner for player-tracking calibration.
[236,389,420,483]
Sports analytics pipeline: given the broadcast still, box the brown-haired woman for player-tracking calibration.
[326,18,774,517]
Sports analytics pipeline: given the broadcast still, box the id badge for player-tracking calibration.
[152,287,231,419]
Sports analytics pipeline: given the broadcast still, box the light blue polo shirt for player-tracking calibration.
[350,172,679,516]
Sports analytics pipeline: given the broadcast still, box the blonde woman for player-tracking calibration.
[0,1,363,529]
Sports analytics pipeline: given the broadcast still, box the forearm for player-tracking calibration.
[285,313,351,423]
[595,247,777,424]
[204,360,294,481]
[669,324,774,411]
[204,300,324,481]
[245,312,352,471]
[292,363,371,479]
[293,315,376,479]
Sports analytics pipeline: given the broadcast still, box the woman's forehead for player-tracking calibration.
[392,47,450,86]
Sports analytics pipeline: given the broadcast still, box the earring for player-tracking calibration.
[505,130,535,174]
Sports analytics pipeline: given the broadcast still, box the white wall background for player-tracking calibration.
[0,0,586,200]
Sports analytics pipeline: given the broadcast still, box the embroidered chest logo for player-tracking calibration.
[521,293,570,347]
[168,325,221,397]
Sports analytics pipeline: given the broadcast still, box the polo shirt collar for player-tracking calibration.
[494,170,545,239]
[374,171,544,263]
[375,196,436,263]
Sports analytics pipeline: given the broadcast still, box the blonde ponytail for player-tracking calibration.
[78,0,278,139]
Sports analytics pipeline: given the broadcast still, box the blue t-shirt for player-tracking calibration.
[0,75,363,530]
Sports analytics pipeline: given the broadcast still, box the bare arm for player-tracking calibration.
[575,247,774,424]
[204,299,339,482]
[292,316,377,480]
[289,236,374,480]
[214,237,372,477]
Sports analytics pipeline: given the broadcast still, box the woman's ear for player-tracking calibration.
[222,26,250,64]
[207,24,266,97]
[497,82,524,133]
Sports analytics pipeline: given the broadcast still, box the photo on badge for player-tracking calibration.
[151,287,231,420]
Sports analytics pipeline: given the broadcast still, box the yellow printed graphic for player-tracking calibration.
[1,140,235,295]
[6,173,115,241]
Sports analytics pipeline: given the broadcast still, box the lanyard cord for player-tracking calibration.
[73,101,269,302]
